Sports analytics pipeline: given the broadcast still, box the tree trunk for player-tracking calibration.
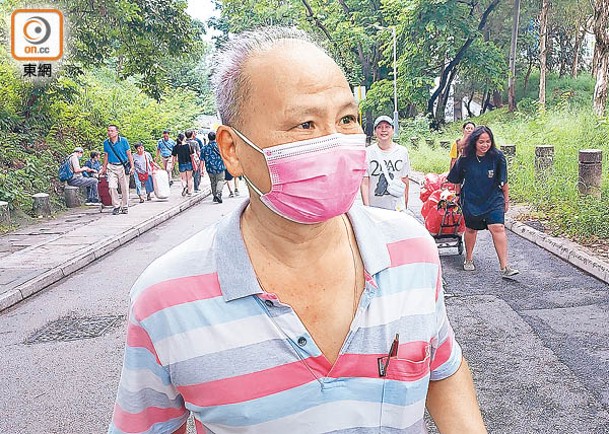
[572,23,584,78]
[426,0,500,119]
[453,83,463,120]
[524,61,533,93]
[508,0,521,112]
[492,90,503,108]
[593,0,609,117]
[539,0,550,111]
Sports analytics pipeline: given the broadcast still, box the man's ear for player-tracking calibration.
[216,126,243,176]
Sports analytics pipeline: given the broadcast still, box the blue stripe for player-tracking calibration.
[372,262,438,297]
[185,377,429,427]
[142,296,266,342]
[124,347,172,384]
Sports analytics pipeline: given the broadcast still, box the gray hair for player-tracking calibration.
[211,27,325,127]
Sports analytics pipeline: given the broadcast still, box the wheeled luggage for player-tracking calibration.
[152,170,170,200]
[98,175,112,212]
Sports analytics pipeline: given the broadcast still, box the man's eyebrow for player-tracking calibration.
[284,100,359,118]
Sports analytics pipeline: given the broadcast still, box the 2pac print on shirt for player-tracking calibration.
[370,158,406,196]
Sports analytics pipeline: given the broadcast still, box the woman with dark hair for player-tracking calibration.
[171,133,194,196]
[449,121,476,169]
[447,125,519,277]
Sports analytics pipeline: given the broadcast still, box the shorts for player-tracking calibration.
[224,169,234,181]
[464,208,504,230]
[179,162,193,172]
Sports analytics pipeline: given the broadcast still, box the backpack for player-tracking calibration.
[58,155,74,182]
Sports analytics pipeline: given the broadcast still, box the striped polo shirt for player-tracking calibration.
[109,202,462,434]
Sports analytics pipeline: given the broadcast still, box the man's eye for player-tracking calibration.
[340,115,357,125]
[300,121,313,129]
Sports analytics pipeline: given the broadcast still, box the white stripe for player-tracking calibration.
[154,314,279,365]
[203,399,425,433]
[120,368,180,400]
[364,288,435,328]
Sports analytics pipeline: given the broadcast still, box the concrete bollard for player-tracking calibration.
[425,138,435,149]
[578,149,602,198]
[0,201,10,225]
[501,144,516,158]
[534,145,554,176]
[410,136,419,149]
[440,140,451,149]
[64,186,81,208]
[32,193,51,217]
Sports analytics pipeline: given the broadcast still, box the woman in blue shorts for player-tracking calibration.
[447,125,519,277]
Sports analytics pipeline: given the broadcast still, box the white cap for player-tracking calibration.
[374,115,394,129]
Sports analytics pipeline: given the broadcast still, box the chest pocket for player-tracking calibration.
[379,344,431,432]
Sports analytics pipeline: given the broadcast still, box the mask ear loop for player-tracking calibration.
[231,127,265,197]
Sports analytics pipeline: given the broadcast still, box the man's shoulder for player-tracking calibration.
[129,223,220,307]
[356,206,431,243]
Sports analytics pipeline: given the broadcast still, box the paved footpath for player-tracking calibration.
[407,177,609,433]
[0,177,212,312]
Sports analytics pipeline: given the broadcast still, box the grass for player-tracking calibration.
[400,89,609,240]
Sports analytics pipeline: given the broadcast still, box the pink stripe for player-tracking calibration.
[179,357,324,406]
[430,333,454,371]
[195,419,206,433]
[387,237,440,268]
[126,322,161,365]
[112,403,186,433]
[435,272,442,301]
[133,273,222,321]
[330,341,430,381]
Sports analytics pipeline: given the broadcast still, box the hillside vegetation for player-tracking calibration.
[404,73,609,240]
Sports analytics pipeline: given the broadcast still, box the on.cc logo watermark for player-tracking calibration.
[11,9,63,61]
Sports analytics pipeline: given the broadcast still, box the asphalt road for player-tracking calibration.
[1,185,608,433]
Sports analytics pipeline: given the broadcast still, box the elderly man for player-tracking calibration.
[66,147,99,205]
[109,27,486,434]
[361,115,411,212]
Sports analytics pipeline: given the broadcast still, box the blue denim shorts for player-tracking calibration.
[464,208,504,230]
[179,162,193,172]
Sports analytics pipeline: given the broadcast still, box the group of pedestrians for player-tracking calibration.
[359,114,518,277]
[61,124,242,216]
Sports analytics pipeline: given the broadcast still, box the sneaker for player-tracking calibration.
[217,196,223,204]
[112,207,121,215]
[463,260,475,271]
[229,192,234,198]
[85,201,97,206]
[213,196,219,203]
[500,266,520,278]
[121,207,128,214]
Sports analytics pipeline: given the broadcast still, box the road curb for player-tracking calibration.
[0,188,211,312]
[410,172,609,284]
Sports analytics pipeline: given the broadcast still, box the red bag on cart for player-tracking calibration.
[421,189,442,219]
[425,202,465,236]
[419,172,449,202]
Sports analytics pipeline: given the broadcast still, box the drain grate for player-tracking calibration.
[25,314,125,344]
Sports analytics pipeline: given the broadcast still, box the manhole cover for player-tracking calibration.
[25,314,125,344]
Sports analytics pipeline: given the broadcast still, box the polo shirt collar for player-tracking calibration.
[214,201,390,302]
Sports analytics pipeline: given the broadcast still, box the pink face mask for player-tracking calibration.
[233,128,366,224]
